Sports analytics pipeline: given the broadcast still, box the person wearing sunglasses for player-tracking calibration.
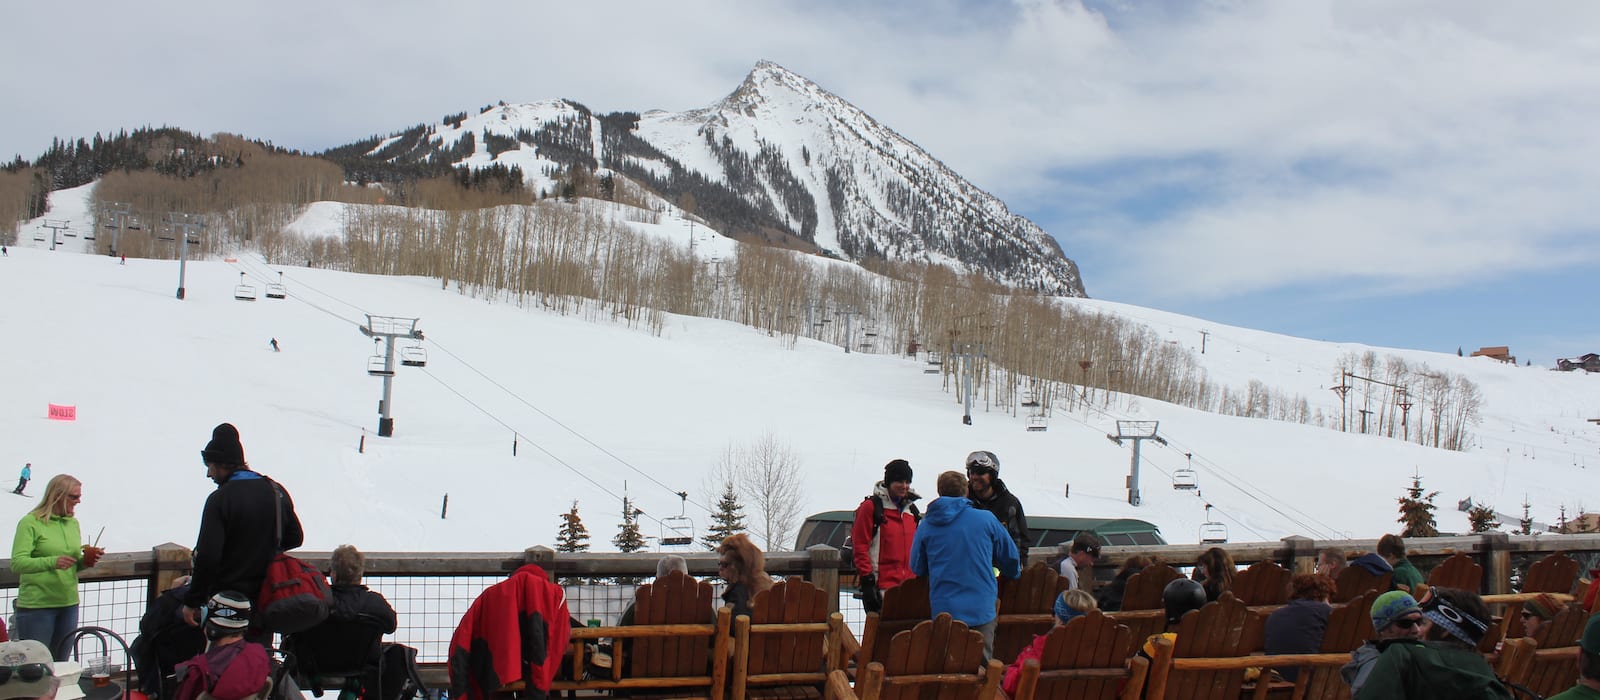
[10,475,102,659]
[0,638,85,700]
[1341,590,1426,694]
[1353,587,1513,699]
[963,451,1031,567]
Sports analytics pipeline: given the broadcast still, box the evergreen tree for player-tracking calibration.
[1519,498,1534,535]
[556,500,592,584]
[1467,503,1499,533]
[612,495,647,584]
[1396,472,1439,537]
[702,479,747,550]
[556,499,591,552]
[1557,505,1570,533]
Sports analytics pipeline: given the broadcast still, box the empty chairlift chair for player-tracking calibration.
[367,341,393,377]
[234,272,257,301]
[1198,504,1228,544]
[1027,415,1048,432]
[400,344,427,368]
[266,271,287,299]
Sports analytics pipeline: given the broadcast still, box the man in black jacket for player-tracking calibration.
[180,423,304,631]
[965,450,1031,566]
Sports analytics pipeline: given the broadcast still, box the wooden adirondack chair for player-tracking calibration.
[1232,561,1293,606]
[1525,552,1581,594]
[1006,610,1148,700]
[1427,553,1484,593]
[1510,602,1591,698]
[732,576,846,700]
[632,571,719,678]
[857,577,931,670]
[1333,566,1391,604]
[1143,593,1264,700]
[993,562,1071,664]
[1293,591,1377,700]
[852,614,1003,700]
[1109,564,1181,645]
[550,571,730,699]
[1504,553,1583,638]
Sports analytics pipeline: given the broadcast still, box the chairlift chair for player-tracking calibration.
[400,344,427,368]
[233,272,257,301]
[265,271,287,299]
[659,492,695,550]
[1173,468,1198,490]
[1026,415,1048,432]
[367,341,393,377]
[1199,504,1228,544]
[33,229,44,242]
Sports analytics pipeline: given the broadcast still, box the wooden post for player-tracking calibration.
[808,544,841,614]
[151,542,192,602]
[1282,535,1317,575]
[526,545,557,582]
[1482,532,1512,595]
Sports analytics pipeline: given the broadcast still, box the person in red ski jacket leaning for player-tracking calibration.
[851,459,920,613]
[449,563,569,700]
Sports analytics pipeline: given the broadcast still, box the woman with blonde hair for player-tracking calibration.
[10,474,104,657]
[715,533,773,618]
[1002,589,1099,696]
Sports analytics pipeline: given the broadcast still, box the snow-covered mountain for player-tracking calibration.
[332,61,1085,297]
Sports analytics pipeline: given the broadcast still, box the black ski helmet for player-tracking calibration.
[1162,578,1207,626]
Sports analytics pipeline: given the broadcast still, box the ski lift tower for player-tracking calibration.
[359,314,424,437]
[164,212,205,300]
[1107,420,1165,506]
[102,203,136,256]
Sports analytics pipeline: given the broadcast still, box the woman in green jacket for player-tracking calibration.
[10,474,103,658]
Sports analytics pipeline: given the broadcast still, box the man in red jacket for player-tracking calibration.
[449,564,569,700]
[851,459,920,613]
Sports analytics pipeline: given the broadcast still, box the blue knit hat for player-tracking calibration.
[1371,591,1422,631]
[1054,592,1085,625]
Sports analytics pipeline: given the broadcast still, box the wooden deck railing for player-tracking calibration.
[2,532,1594,689]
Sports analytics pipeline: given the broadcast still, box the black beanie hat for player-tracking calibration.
[884,459,912,485]
[202,422,245,466]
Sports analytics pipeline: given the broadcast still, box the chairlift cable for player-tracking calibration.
[427,338,712,516]
[416,368,672,530]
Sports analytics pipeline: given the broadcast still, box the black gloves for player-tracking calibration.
[859,574,883,613]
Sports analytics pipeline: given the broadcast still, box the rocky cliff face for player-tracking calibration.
[334,61,1086,297]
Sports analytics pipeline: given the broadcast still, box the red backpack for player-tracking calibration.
[255,480,330,634]
[256,553,331,634]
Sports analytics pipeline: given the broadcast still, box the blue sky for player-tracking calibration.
[5,1,1597,364]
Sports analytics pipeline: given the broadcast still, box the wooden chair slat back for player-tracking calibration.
[1121,565,1182,612]
[1333,567,1391,604]
[994,563,1069,664]
[1231,560,1292,606]
[1163,594,1260,700]
[1524,553,1581,594]
[749,576,829,677]
[1030,610,1136,700]
[634,570,716,678]
[1532,602,1590,649]
[878,614,990,700]
[862,578,932,668]
[1427,553,1484,593]
[1522,643,1582,698]
[1289,594,1374,700]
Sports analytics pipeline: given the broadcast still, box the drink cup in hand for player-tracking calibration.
[81,545,104,568]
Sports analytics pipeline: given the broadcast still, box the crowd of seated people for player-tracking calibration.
[120,531,1590,700]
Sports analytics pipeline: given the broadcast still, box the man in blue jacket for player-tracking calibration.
[910,470,1021,662]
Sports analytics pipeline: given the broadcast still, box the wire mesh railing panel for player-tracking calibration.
[0,579,147,669]
[364,575,499,663]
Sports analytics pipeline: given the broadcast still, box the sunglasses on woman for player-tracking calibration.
[1391,616,1425,630]
[0,663,53,684]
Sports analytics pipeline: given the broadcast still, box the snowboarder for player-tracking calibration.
[2,245,8,256]
[120,254,126,265]
[13,463,30,495]
[269,338,280,352]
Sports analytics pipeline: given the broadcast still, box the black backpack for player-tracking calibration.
[376,643,427,700]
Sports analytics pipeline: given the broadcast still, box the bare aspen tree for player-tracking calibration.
[718,433,806,552]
